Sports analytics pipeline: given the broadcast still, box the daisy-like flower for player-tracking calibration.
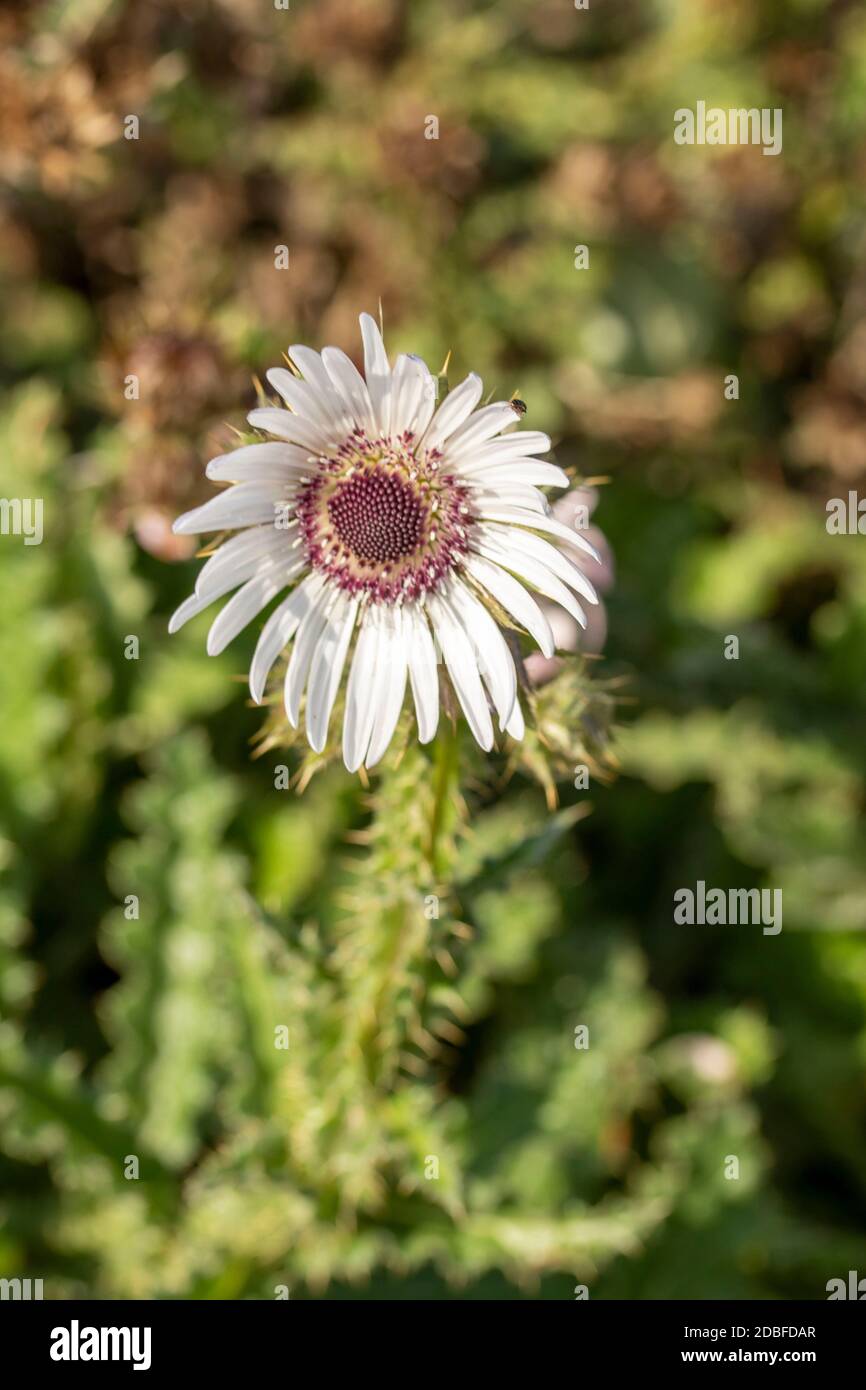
[170,314,601,771]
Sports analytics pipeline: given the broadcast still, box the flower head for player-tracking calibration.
[170,314,601,770]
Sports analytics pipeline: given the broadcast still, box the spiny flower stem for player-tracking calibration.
[334,738,466,1087]
[427,720,461,880]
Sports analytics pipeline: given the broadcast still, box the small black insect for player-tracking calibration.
[511,397,527,415]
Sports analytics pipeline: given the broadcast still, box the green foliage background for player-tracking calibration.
[1,0,866,1298]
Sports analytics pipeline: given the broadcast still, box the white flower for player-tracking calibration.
[170,313,600,770]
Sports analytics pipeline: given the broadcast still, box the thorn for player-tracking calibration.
[295,765,317,793]
[432,1018,466,1046]
[450,920,474,941]
[441,990,472,1022]
[399,1051,428,1076]
[408,1024,439,1057]
[433,946,458,978]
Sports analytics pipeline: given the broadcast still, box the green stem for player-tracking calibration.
[427,720,460,882]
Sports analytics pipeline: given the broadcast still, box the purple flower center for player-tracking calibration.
[327,470,425,564]
[295,431,475,603]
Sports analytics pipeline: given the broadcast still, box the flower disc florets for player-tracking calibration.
[296,427,473,603]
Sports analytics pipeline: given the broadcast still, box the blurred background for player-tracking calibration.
[2,0,866,1299]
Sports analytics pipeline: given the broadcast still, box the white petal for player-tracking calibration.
[459,460,569,489]
[463,554,555,658]
[505,697,525,740]
[473,484,549,514]
[485,521,599,604]
[247,406,334,455]
[365,609,409,768]
[442,402,525,465]
[478,508,600,567]
[359,313,392,438]
[172,545,300,640]
[422,373,483,452]
[525,510,603,565]
[463,431,553,465]
[249,574,323,703]
[471,531,587,629]
[197,537,301,606]
[284,586,333,726]
[427,595,494,751]
[342,613,381,772]
[406,606,439,743]
[321,346,377,436]
[305,597,358,753]
[168,591,212,634]
[206,570,285,656]
[409,356,437,436]
[390,353,437,439]
[289,344,338,398]
[447,581,516,731]
[265,368,346,444]
[195,525,293,600]
[206,442,320,482]
[173,482,287,535]
[194,524,279,578]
